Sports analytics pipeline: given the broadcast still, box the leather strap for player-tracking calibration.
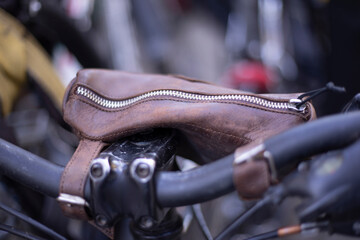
[233,160,271,199]
[58,139,106,220]
[233,142,272,199]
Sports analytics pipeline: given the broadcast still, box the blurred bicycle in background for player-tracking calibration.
[0,0,359,239]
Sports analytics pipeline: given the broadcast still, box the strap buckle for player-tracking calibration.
[57,193,88,207]
[233,144,278,183]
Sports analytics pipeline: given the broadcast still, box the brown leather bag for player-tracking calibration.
[58,69,316,223]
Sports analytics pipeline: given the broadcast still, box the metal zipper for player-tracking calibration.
[76,86,306,112]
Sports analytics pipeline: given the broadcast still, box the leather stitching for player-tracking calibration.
[60,139,105,220]
[77,141,104,194]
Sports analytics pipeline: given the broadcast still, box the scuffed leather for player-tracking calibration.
[60,69,316,227]
[63,69,316,163]
[233,141,272,199]
[234,159,271,199]
[59,139,106,219]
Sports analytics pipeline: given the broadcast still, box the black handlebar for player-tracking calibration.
[0,112,360,209]
[0,138,235,207]
[265,111,360,175]
[156,153,235,207]
[0,138,62,198]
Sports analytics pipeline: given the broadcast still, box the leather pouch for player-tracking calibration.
[59,69,316,222]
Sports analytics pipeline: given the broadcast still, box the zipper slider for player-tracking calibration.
[288,98,306,112]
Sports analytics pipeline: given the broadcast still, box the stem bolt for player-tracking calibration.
[96,215,108,227]
[139,216,154,229]
[135,163,150,178]
[91,163,103,178]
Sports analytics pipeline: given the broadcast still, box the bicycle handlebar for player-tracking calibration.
[0,111,360,209]
[0,138,62,198]
[265,111,360,175]
[155,153,234,207]
[0,138,235,207]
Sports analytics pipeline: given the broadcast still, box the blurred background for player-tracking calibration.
[0,0,360,239]
[2,0,360,115]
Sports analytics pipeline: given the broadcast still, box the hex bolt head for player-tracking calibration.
[91,163,103,178]
[95,215,108,227]
[135,163,150,178]
[139,216,154,229]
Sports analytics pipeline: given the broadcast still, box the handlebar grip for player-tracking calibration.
[264,111,360,175]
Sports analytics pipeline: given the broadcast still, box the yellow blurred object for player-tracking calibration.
[25,32,65,111]
[0,9,26,115]
[0,8,65,116]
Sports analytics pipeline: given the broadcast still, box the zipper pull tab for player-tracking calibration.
[294,82,346,110]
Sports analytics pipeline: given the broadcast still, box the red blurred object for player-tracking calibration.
[224,61,275,93]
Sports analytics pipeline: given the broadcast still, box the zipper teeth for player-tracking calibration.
[76,86,292,110]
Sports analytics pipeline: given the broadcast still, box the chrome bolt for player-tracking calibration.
[91,163,103,178]
[96,215,108,227]
[135,163,150,178]
[139,216,154,229]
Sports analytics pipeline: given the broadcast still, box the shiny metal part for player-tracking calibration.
[95,215,108,227]
[57,193,88,206]
[139,216,155,229]
[264,150,277,182]
[288,98,306,112]
[76,86,303,112]
[233,144,265,165]
[130,158,156,183]
[136,163,151,178]
[89,157,111,182]
[234,144,278,182]
[90,163,104,178]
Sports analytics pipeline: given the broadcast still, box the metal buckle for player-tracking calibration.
[233,144,278,182]
[233,144,265,165]
[57,193,88,207]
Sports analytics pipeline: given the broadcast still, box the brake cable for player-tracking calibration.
[192,204,213,240]
[0,223,47,240]
[0,201,67,240]
[244,222,329,240]
[214,195,274,240]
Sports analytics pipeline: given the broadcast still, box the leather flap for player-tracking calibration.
[63,69,315,162]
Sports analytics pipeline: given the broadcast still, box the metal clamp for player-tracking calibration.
[88,129,177,229]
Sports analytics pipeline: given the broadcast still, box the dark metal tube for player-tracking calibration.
[265,111,360,173]
[0,139,63,198]
[156,154,235,207]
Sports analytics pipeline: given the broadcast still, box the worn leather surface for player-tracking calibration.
[63,69,315,162]
[232,141,271,199]
[59,139,106,219]
[233,159,271,199]
[60,69,316,226]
